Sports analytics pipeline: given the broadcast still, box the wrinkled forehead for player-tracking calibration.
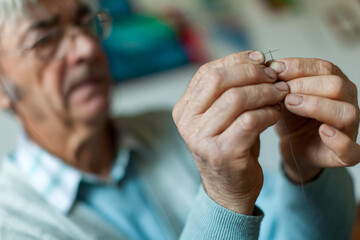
[2,0,91,24]
[0,0,96,45]
[28,0,98,21]
[30,0,83,20]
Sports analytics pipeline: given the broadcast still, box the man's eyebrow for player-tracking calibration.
[17,14,60,47]
[27,4,91,31]
[28,14,60,31]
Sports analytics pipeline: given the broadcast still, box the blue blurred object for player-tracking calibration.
[213,19,252,52]
[100,0,189,82]
[100,0,132,18]
[201,0,252,52]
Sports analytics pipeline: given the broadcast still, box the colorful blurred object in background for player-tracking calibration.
[201,0,252,55]
[325,3,360,46]
[100,0,208,82]
[262,0,297,11]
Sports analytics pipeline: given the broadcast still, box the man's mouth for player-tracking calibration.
[71,77,101,92]
[66,75,104,104]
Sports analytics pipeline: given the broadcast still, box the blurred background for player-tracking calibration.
[1,0,360,201]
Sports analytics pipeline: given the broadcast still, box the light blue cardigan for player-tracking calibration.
[0,111,356,239]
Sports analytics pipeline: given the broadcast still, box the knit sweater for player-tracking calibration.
[0,111,356,239]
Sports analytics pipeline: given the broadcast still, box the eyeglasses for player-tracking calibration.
[0,11,112,61]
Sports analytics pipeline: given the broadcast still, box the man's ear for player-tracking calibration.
[0,90,11,110]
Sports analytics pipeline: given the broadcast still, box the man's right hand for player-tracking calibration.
[173,51,289,215]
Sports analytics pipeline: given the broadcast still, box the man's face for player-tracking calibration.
[0,0,112,125]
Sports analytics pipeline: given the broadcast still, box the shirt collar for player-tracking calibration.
[11,126,140,214]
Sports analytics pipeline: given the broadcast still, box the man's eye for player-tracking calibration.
[30,30,63,60]
[33,30,61,48]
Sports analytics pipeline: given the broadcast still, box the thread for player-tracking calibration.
[265,49,313,214]
[280,113,312,213]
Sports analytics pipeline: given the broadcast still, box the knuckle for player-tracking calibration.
[208,154,225,170]
[187,132,202,153]
[268,107,281,121]
[343,104,359,125]
[292,58,304,76]
[176,116,199,140]
[197,62,212,76]
[205,68,224,88]
[172,104,180,123]
[329,76,345,98]
[175,118,188,137]
[244,63,260,79]
[239,111,259,132]
[251,85,272,103]
[224,88,243,104]
[222,52,245,66]
[347,82,359,104]
[351,82,358,100]
[318,60,335,75]
[350,81,358,95]
[260,84,274,98]
[223,88,245,106]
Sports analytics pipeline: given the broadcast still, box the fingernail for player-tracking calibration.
[248,51,264,61]
[274,81,289,91]
[321,125,336,137]
[286,94,303,106]
[270,61,286,73]
[265,67,277,79]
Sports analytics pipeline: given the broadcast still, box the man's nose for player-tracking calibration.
[66,30,99,65]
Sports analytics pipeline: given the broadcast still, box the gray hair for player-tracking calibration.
[0,0,38,25]
[0,0,98,26]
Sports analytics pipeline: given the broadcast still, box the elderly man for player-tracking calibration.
[0,0,358,239]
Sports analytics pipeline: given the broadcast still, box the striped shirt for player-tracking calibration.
[9,130,176,239]
[11,132,134,214]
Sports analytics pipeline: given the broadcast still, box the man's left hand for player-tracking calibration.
[269,58,360,183]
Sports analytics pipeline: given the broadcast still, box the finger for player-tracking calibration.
[187,64,277,116]
[174,51,266,122]
[287,75,356,103]
[192,51,266,85]
[268,58,350,82]
[284,94,359,131]
[200,82,288,136]
[319,124,360,167]
[217,106,281,156]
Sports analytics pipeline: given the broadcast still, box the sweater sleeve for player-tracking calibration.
[275,167,356,240]
[180,185,264,240]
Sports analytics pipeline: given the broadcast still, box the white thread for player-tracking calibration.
[280,112,313,214]
[265,48,313,212]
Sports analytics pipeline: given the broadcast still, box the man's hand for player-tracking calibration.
[173,51,289,215]
[269,58,360,183]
